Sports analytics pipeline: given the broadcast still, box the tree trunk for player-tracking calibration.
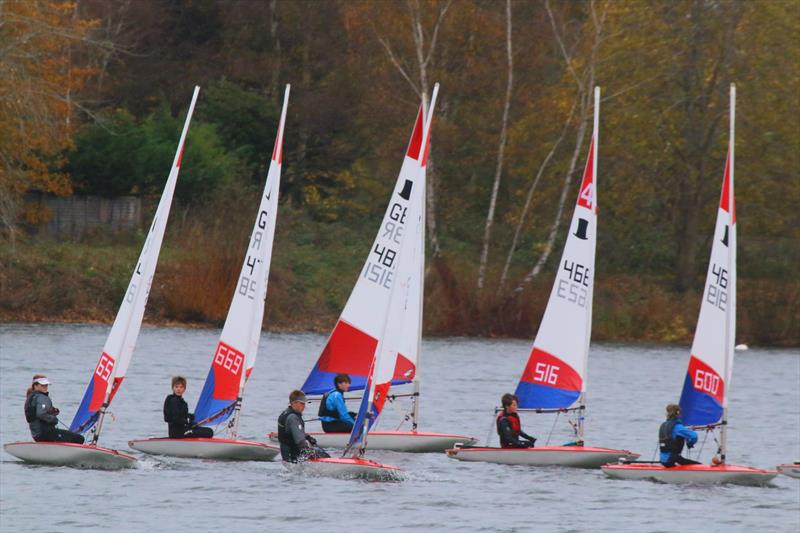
[512,111,589,295]
[477,0,513,291]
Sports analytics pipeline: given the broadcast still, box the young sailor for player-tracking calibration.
[319,373,357,433]
[496,393,537,448]
[659,403,700,467]
[278,390,329,462]
[24,375,84,444]
[163,376,214,439]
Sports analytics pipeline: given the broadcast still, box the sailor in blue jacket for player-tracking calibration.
[659,403,701,467]
[319,374,357,433]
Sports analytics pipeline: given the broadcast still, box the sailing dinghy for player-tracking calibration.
[128,86,292,461]
[602,85,776,485]
[447,87,639,469]
[269,89,475,453]
[297,86,440,480]
[4,87,201,469]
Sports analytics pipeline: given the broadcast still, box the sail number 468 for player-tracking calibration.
[533,362,560,385]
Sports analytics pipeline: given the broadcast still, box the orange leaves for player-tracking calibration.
[0,0,96,198]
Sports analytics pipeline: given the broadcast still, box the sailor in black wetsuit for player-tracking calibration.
[277,390,329,462]
[24,375,84,444]
[163,376,214,439]
[496,393,537,448]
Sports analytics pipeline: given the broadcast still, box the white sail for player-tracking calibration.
[70,86,200,436]
[300,104,428,395]
[679,84,736,429]
[194,85,290,427]
[514,87,599,413]
[345,85,439,455]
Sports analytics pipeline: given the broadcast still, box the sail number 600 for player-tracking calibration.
[694,369,720,396]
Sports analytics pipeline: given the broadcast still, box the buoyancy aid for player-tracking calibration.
[278,406,303,453]
[659,418,685,455]
[318,390,340,419]
[496,409,523,446]
[24,392,39,423]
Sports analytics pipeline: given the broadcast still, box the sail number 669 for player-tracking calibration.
[214,346,243,375]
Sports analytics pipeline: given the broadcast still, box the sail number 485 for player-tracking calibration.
[533,362,560,385]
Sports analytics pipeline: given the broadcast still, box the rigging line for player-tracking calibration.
[545,411,560,446]
[486,415,496,447]
[695,427,711,460]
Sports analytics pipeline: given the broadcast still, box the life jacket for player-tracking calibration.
[659,418,685,455]
[496,410,522,446]
[277,406,304,455]
[318,389,341,420]
[24,392,39,423]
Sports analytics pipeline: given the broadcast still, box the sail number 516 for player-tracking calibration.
[533,362,560,385]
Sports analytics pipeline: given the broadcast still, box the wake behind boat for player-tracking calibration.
[4,87,200,470]
[448,87,638,469]
[601,86,776,486]
[288,457,404,481]
[129,86,291,462]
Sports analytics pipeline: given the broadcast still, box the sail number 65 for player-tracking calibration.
[534,362,560,385]
[95,353,115,381]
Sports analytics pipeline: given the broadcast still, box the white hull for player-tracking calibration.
[602,463,777,486]
[777,463,800,479]
[128,438,279,461]
[285,457,403,481]
[4,441,136,469]
[269,430,477,453]
[445,445,639,468]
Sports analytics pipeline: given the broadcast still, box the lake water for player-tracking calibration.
[1,323,798,532]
